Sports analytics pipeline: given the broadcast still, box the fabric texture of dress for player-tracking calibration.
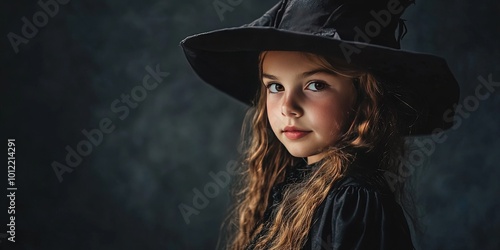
[247,160,415,250]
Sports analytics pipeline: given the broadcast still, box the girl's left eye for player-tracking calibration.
[306,81,327,91]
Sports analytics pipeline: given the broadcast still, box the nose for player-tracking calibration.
[281,91,303,117]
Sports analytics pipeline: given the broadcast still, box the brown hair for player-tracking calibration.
[223,51,407,250]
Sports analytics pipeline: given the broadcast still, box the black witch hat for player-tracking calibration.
[180,0,459,135]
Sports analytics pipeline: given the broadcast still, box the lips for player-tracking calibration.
[282,126,311,140]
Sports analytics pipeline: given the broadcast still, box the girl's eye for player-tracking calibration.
[306,81,327,91]
[267,83,284,93]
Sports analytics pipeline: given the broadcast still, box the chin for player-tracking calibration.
[283,146,315,159]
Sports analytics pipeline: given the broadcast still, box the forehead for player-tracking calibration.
[261,51,327,76]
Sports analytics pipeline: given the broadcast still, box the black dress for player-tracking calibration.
[247,161,415,250]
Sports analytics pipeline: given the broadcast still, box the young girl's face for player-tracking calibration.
[262,51,357,164]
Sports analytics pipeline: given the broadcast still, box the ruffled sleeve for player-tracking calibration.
[307,173,415,250]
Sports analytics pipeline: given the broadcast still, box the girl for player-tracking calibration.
[181,0,459,249]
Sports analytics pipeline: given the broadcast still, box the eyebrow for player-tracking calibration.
[262,68,337,80]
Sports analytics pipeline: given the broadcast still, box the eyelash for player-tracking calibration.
[266,81,328,93]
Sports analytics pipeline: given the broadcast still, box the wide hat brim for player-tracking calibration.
[181,27,459,136]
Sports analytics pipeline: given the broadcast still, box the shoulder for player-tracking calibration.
[331,168,393,195]
[318,168,402,226]
[307,168,415,250]
[321,168,396,212]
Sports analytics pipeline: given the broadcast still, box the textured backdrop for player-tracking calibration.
[1,0,499,249]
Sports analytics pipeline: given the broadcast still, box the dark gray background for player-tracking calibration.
[1,0,499,249]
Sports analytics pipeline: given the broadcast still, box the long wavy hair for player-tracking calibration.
[222,51,410,250]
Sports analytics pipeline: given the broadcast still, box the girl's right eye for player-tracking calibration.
[267,83,284,93]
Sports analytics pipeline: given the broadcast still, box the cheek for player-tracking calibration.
[266,99,280,129]
[310,100,347,133]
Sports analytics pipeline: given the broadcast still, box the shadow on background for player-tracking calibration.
[1,0,499,249]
